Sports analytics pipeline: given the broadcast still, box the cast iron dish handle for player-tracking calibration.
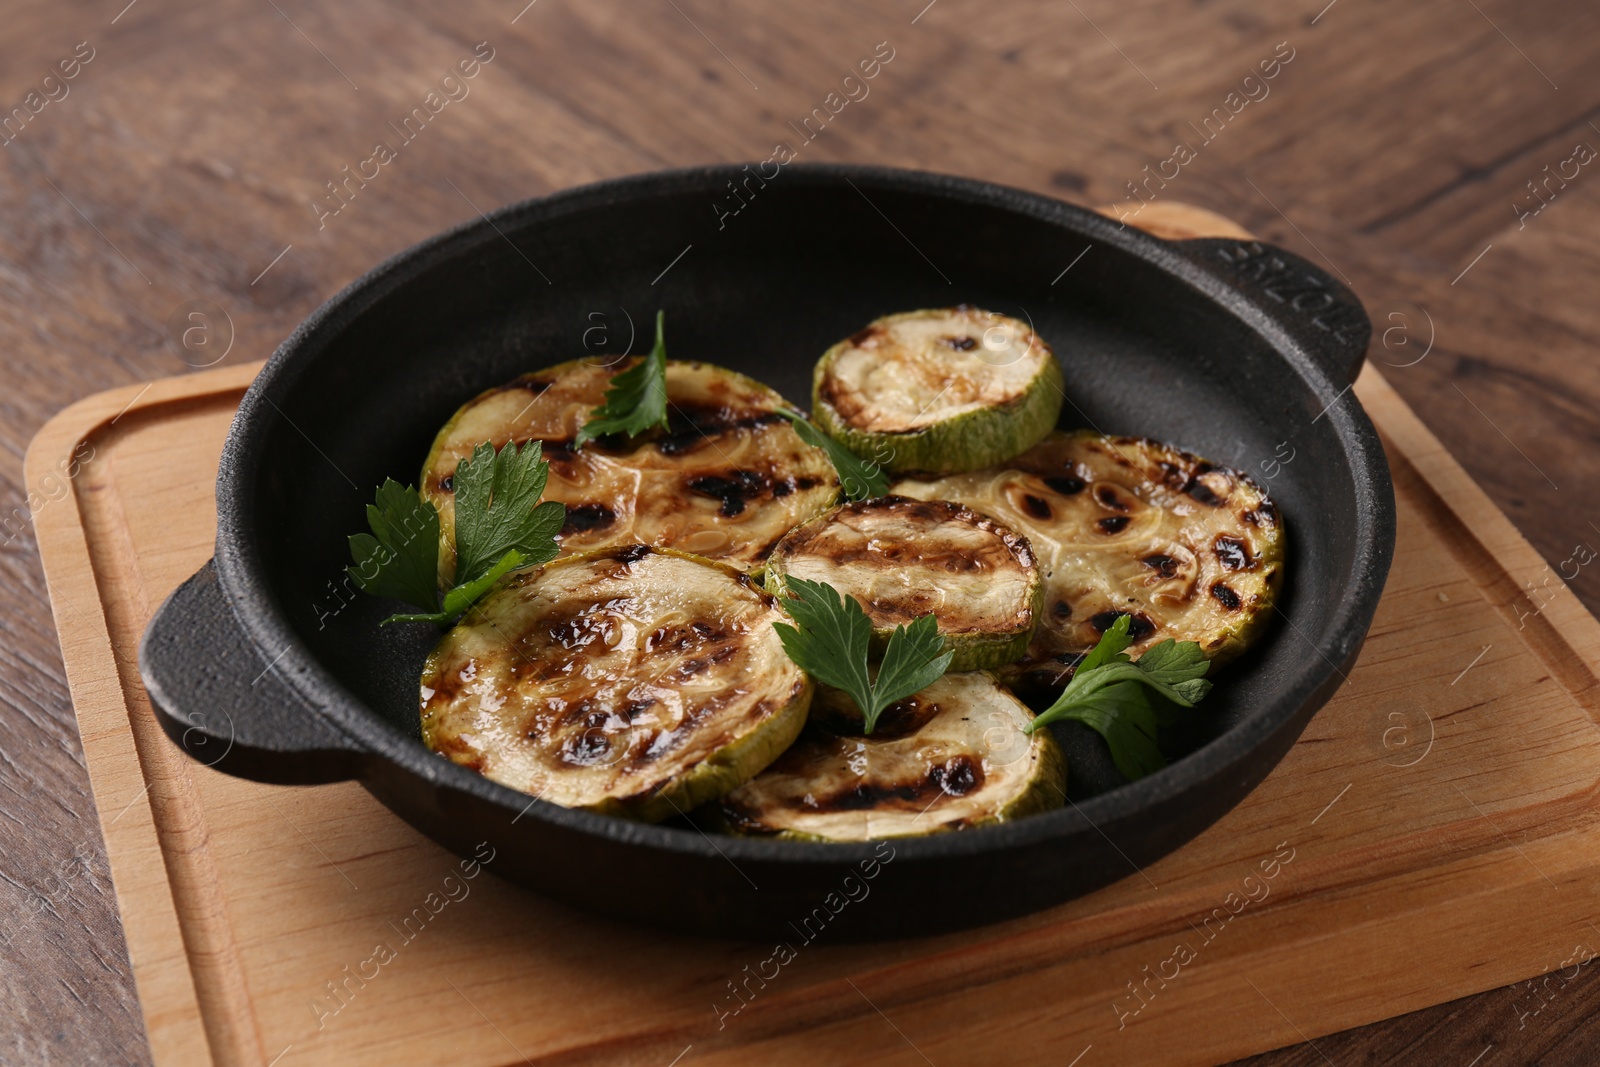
[141,561,367,785]
[1171,237,1371,384]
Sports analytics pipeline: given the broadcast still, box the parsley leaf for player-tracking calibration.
[347,478,441,611]
[777,411,890,501]
[772,576,952,733]
[1024,615,1213,781]
[451,439,566,584]
[1057,683,1166,782]
[348,440,565,626]
[574,309,670,447]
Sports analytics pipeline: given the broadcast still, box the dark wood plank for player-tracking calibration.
[2,0,1599,1063]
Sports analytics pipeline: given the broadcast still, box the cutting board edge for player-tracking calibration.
[25,204,1600,1065]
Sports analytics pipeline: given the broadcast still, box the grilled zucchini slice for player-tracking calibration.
[764,497,1042,671]
[422,358,839,583]
[812,307,1064,474]
[714,672,1064,841]
[894,431,1285,692]
[420,546,812,822]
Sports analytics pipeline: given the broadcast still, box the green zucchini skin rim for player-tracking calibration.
[420,545,814,824]
[810,325,1066,475]
[762,499,1044,672]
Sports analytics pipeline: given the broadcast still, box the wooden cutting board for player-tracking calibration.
[27,205,1600,1067]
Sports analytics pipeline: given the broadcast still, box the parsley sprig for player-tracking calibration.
[772,575,952,734]
[347,440,564,625]
[1024,615,1213,780]
[777,412,889,501]
[575,310,670,448]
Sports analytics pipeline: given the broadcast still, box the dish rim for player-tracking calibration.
[211,162,1393,863]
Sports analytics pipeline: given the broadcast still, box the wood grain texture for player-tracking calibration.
[3,1,1599,1063]
[27,300,1600,1067]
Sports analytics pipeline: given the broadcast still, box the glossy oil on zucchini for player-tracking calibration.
[420,546,812,822]
[422,358,839,583]
[764,496,1042,671]
[894,430,1285,691]
[713,672,1065,841]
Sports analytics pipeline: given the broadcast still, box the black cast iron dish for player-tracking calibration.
[140,165,1394,941]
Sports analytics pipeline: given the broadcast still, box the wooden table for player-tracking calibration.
[3,1,1597,1063]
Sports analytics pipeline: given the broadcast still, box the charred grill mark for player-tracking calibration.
[539,439,577,459]
[1095,485,1130,511]
[877,696,939,737]
[1055,650,1089,672]
[547,609,622,651]
[1010,535,1036,568]
[716,803,773,834]
[816,693,942,737]
[488,376,555,397]
[1051,599,1072,622]
[1090,610,1155,641]
[1015,654,1084,695]
[1022,494,1053,520]
[862,592,945,625]
[890,498,945,523]
[512,437,578,475]
[817,376,847,415]
[1143,553,1179,578]
[798,752,988,813]
[561,503,616,534]
[1169,462,1231,508]
[613,544,651,565]
[930,755,983,797]
[804,539,908,565]
[633,700,721,766]
[439,474,454,493]
[785,497,1035,587]
[1097,515,1131,534]
[769,475,823,499]
[655,435,702,458]
[940,335,978,351]
[657,407,786,456]
[560,725,612,766]
[1214,534,1252,570]
[423,672,461,707]
[646,619,727,654]
[1045,474,1086,496]
[1242,498,1279,527]
[687,470,773,517]
[1211,583,1243,610]
[812,780,928,812]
